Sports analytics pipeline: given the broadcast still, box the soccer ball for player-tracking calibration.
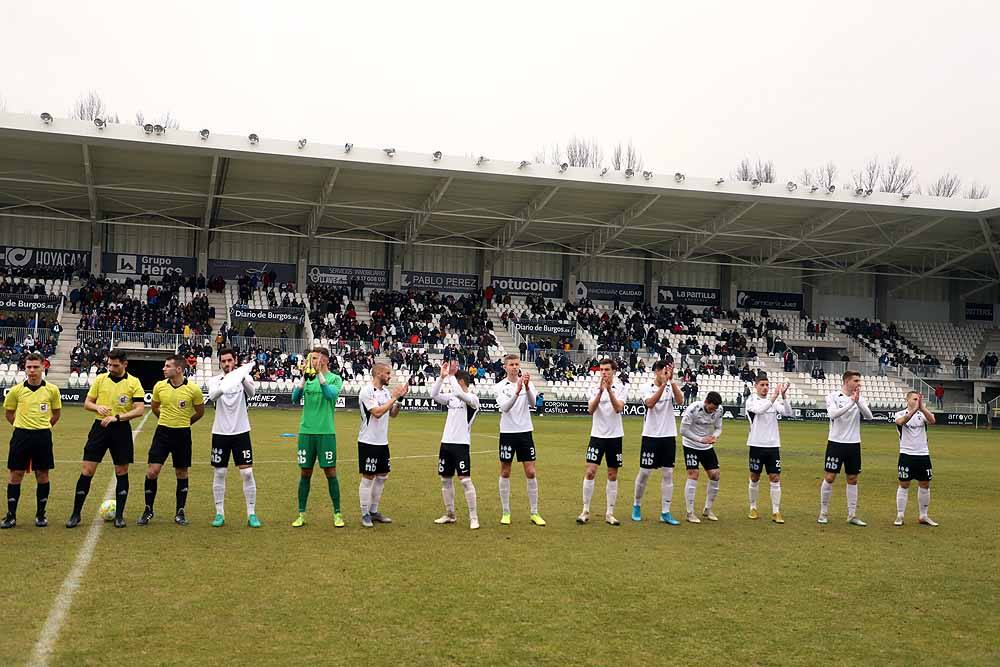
[99,499,116,521]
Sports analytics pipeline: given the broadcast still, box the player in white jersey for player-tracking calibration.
[744,373,791,524]
[680,391,724,523]
[818,370,873,526]
[206,348,260,528]
[494,354,545,526]
[893,391,938,527]
[631,360,684,525]
[429,361,481,530]
[357,362,408,528]
[577,358,626,526]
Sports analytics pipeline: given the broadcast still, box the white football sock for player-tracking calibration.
[917,487,930,518]
[660,468,674,514]
[370,475,387,513]
[769,481,781,513]
[685,478,697,513]
[359,477,374,515]
[212,467,227,515]
[748,480,760,509]
[705,479,720,511]
[582,478,595,512]
[460,477,477,519]
[633,468,651,505]
[846,483,858,517]
[498,476,511,513]
[896,487,908,515]
[440,477,455,514]
[239,468,256,516]
[820,479,833,514]
[526,478,538,515]
[606,480,618,515]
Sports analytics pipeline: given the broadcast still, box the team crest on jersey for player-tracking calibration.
[179,399,187,408]
[118,394,128,406]
[39,402,49,413]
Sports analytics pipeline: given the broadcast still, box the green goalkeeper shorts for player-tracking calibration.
[297,433,337,469]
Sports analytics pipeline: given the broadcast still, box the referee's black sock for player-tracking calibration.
[36,482,50,518]
[72,475,92,516]
[144,477,157,510]
[115,474,129,519]
[175,478,189,513]
[7,483,20,517]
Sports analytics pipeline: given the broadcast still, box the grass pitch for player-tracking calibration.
[1,406,998,666]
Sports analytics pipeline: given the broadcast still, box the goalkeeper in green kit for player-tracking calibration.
[291,347,345,527]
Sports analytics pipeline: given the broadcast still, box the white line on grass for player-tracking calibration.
[28,411,152,667]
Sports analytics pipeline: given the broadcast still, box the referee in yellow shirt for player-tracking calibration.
[139,355,205,526]
[67,349,146,529]
[2,353,61,529]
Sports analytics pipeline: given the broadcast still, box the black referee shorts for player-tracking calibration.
[83,421,134,466]
[148,425,193,468]
[8,428,55,471]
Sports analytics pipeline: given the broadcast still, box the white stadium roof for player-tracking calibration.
[1,111,998,296]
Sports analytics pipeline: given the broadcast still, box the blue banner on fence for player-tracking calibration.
[576,280,644,302]
[0,245,90,271]
[307,265,389,288]
[657,285,721,307]
[491,276,564,298]
[208,259,297,283]
[401,270,480,294]
[102,252,197,278]
[736,290,803,311]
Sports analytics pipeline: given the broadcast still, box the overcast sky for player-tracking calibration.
[3,0,998,195]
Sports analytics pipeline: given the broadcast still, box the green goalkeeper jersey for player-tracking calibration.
[292,371,343,435]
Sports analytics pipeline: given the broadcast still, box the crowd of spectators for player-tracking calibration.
[981,352,998,378]
[367,290,497,350]
[73,274,214,336]
[841,318,941,375]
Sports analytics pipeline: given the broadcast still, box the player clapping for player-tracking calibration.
[631,360,683,525]
[494,354,545,526]
[894,392,938,527]
[744,374,791,524]
[357,362,408,528]
[819,371,873,526]
[578,358,626,526]
[679,391,724,523]
[430,361,481,530]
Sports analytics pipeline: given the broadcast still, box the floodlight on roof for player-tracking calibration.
[298,138,308,149]
[143,123,154,135]
[433,151,443,161]
[673,172,685,183]
[248,133,260,145]
[810,185,819,193]
[344,142,353,153]
[865,188,873,197]
[786,181,798,192]
[600,167,609,177]
[901,192,911,200]
[624,168,634,179]
[750,178,761,189]
[519,160,530,169]
[854,187,865,197]
[40,112,53,124]
[715,177,725,185]
[153,124,165,136]
[826,184,836,194]
[383,148,396,157]
[559,162,568,173]
[476,155,489,166]
[643,171,653,181]
[199,128,210,140]
[94,118,106,129]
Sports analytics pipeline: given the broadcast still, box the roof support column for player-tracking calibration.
[563,254,576,303]
[875,269,890,322]
[644,255,656,306]
[81,145,102,275]
[948,280,964,325]
[720,262,734,311]
[198,156,222,276]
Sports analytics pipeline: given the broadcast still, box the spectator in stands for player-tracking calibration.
[879,351,890,376]
[69,287,80,313]
[934,384,945,410]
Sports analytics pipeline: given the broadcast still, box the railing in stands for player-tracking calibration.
[76,330,206,350]
[0,326,52,343]
[228,336,310,355]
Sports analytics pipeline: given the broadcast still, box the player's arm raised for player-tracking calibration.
[523,373,537,405]
[388,384,407,418]
[826,392,855,419]
[856,390,874,420]
[369,385,405,418]
[669,366,684,405]
[644,381,666,409]
[918,393,936,424]
[587,379,605,415]
[429,368,451,406]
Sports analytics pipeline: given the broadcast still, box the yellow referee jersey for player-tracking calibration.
[87,372,145,419]
[3,381,62,430]
[152,378,204,428]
